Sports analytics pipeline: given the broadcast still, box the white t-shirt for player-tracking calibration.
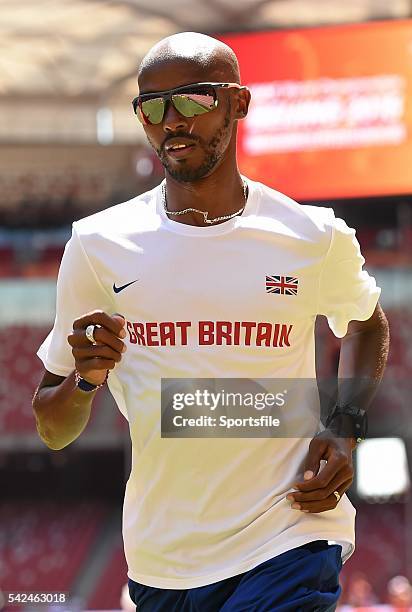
[37,177,381,589]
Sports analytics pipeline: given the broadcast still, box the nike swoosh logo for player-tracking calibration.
[113,280,139,293]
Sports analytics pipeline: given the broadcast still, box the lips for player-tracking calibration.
[165,138,197,159]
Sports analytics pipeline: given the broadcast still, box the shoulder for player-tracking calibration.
[72,185,160,239]
[252,180,338,241]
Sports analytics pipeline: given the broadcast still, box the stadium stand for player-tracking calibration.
[0,499,408,609]
[0,501,107,593]
[0,326,112,435]
[0,327,50,433]
[87,540,128,611]
[0,247,15,277]
[0,145,161,231]
[340,502,409,603]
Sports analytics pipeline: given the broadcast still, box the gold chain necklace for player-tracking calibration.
[162,180,249,225]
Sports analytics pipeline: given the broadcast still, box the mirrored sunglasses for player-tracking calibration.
[132,82,244,126]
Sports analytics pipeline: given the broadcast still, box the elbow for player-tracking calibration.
[45,442,69,451]
[36,421,73,451]
[38,431,72,451]
[35,422,64,451]
[33,410,70,451]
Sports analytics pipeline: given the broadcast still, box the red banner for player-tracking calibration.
[219,21,412,200]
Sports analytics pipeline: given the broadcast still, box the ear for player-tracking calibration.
[234,87,251,120]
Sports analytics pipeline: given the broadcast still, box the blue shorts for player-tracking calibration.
[128,540,342,611]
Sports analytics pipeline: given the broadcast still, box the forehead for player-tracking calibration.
[138,57,221,94]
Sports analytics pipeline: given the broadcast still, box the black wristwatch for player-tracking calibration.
[325,404,368,444]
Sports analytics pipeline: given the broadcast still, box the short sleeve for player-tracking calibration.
[37,224,114,376]
[318,213,381,338]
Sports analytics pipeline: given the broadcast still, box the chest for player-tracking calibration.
[92,230,322,322]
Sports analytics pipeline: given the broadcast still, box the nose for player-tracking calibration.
[163,100,189,133]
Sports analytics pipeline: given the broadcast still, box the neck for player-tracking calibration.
[163,157,246,227]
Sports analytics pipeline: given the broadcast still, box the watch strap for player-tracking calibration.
[74,370,108,392]
[325,404,368,443]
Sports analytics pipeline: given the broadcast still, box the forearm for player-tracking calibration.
[337,317,390,410]
[33,371,96,450]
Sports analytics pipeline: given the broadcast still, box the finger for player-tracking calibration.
[294,448,349,492]
[112,313,126,338]
[290,479,352,513]
[302,437,330,483]
[73,311,125,336]
[288,467,353,503]
[68,327,126,353]
[72,345,123,364]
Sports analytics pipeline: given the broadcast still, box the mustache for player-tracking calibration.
[161,133,201,151]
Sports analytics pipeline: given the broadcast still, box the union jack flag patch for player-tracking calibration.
[266,275,299,295]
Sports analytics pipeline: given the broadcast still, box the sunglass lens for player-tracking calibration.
[139,97,165,124]
[172,88,216,117]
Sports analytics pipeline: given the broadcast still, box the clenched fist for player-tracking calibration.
[68,311,126,385]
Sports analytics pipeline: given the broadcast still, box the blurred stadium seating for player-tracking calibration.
[86,541,128,611]
[0,499,410,609]
[0,327,119,436]
[0,501,108,609]
[340,502,408,602]
[0,327,50,433]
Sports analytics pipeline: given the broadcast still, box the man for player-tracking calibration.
[33,32,389,611]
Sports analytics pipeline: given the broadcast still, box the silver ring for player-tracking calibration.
[85,324,98,345]
[333,490,341,502]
